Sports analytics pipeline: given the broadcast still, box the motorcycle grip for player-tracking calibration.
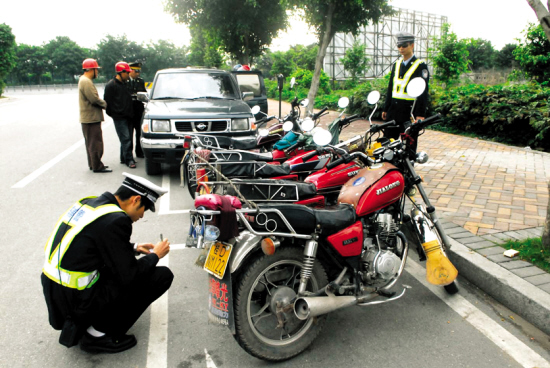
[284,140,303,154]
[312,107,328,120]
[326,157,345,170]
[301,149,321,162]
[339,114,359,126]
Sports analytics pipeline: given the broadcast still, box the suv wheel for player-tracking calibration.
[145,158,162,175]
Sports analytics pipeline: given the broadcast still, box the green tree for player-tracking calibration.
[96,34,147,78]
[0,23,17,96]
[513,23,550,84]
[287,43,318,71]
[165,0,287,65]
[465,38,496,71]
[286,0,393,112]
[143,40,190,79]
[429,23,470,86]
[187,25,225,68]
[44,36,87,82]
[255,49,274,78]
[495,43,517,69]
[525,0,550,41]
[13,44,48,84]
[270,50,296,78]
[340,40,369,86]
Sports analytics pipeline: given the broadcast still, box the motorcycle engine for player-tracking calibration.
[360,213,402,287]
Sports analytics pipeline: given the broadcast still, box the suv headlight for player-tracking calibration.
[231,118,249,131]
[152,119,171,132]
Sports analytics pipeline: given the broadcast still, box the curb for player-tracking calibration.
[448,237,550,336]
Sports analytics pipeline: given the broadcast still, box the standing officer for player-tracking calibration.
[41,172,174,354]
[382,32,429,144]
[104,62,136,169]
[79,58,110,173]
[127,62,147,158]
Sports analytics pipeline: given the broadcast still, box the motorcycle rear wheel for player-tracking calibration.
[233,246,328,361]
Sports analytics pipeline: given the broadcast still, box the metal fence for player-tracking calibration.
[4,83,107,93]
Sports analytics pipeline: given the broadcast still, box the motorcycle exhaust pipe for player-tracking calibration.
[294,295,358,320]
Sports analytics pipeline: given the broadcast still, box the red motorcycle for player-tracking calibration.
[189,78,458,361]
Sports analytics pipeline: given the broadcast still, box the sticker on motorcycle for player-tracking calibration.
[353,177,366,186]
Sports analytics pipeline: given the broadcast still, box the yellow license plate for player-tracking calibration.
[204,242,232,279]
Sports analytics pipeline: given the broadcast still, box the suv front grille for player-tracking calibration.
[174,120,229,133]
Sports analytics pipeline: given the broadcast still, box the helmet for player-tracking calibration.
[115,61,131,73]
[233,64,242,71]
[238,64,251,71]
[82,58,100,70]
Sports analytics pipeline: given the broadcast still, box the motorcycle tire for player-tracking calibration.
[233,246,328,361]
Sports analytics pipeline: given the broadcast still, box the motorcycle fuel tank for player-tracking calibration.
[327,220,363,257]
[338,163,404,217]
[305,162,362,191]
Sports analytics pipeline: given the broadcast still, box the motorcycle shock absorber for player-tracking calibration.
[298,238,318,295]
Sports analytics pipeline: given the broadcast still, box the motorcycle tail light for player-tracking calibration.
[183,136,192,149]
[261,237,280,256]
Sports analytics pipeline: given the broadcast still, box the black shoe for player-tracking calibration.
[90,166,109,170]
[127,161,136,169]
[80,332,137,354]
[93,168,112,173]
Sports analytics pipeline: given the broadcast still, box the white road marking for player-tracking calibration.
[12,139,84,188]
[146,255,170,368]
[205,348,218,368]
[406,259,550,368]
[157,172,190,215]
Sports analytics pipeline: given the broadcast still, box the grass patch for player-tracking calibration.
[501,238,550,273]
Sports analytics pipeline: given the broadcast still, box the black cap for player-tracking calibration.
[129,61,142,69]
[121,172,168,212]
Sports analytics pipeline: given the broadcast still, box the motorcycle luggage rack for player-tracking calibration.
[190,208,313,240]
[199,180,302,202]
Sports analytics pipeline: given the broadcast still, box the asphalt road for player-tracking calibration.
[1,91,549,368]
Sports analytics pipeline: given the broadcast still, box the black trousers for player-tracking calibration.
[92,266,174,337]
[130,101,144,156]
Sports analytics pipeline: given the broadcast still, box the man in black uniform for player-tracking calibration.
[41,173,173,354]
[382,32,430,146]
[127,61,147,158]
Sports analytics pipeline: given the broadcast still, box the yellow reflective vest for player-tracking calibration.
[392,58,424,101]
[42,197,124,290]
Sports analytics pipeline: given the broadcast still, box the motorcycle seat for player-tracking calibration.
[227,179,317,201]
[195,135,258,150]
[214,150,273,162]
[252,203,356,235]
[229,137,258,150]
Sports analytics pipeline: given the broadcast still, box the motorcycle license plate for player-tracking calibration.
[204,242,232,279]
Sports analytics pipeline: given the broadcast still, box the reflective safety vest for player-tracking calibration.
[392,58,424,101]
[42,197,124,290]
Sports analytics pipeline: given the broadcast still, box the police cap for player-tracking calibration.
[129,61,142,70]
[396,32,415,44]
[121,172,168,212]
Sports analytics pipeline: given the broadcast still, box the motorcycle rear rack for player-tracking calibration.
[190,208,313,240]
[199,180,302,202]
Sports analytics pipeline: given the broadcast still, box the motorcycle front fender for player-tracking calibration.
[229,231,263,274]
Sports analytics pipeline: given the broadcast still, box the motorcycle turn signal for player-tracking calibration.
[261,237,280,255]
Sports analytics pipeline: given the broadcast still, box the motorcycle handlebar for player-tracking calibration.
[311,107,328,121]
[301,148,323,162]
[369,120,397,133]
[256,115,276,127]
[339,114,360,126]
[412,114,442,130]
[284,140,304,154]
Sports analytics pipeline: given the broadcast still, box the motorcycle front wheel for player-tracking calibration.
[233,246,328,361]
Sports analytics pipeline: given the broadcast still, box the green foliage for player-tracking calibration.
[340,41,369,83]
[96,34,146,79]
[429,23,470,86]
[502,238,550,273]
[286,44,318,71]
[0,23,17,95]
[270,51,297,78]
[495,43,517,69]
[13,44,48,84]
[513,23,550,85]
[165,0,287,64]
[44,36,87,82]
[465,38,495,71]
[291,68,331,94]
[431,82,550,150]
[346,76,389,119]
[257,43,318,79]
[188,26,224,69]
[143,40,190,80]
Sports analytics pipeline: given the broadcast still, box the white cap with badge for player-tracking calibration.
[121,172,168,212]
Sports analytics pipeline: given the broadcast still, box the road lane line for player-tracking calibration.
[406,259,550,368]
[205,349,218,368]
[146,255,169,368]
[158,172,190,215]
[12,139,84,188]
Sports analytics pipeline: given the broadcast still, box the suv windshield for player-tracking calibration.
[152,72,239,100]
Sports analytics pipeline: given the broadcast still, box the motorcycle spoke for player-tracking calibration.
[284,265,298,287]
[250,301,270,319]
[252,311,274,328]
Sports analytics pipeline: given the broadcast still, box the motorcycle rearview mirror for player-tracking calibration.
[290,77,296,89]
[258,128,269,137]
[367,91,380,105]
[301,117,315,132]
[300,98,309,108]
[312,128,333,146]
[251,105,261,115]
[338,97,349,109]
[283,121,294,132]
[407,77,426,98]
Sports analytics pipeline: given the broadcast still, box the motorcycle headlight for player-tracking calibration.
[152,119,171,132]
[231,118,249,131]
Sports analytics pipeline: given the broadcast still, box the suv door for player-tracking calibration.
[231,70,268,119]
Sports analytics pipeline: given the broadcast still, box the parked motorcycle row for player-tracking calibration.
[183,77,459,361]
